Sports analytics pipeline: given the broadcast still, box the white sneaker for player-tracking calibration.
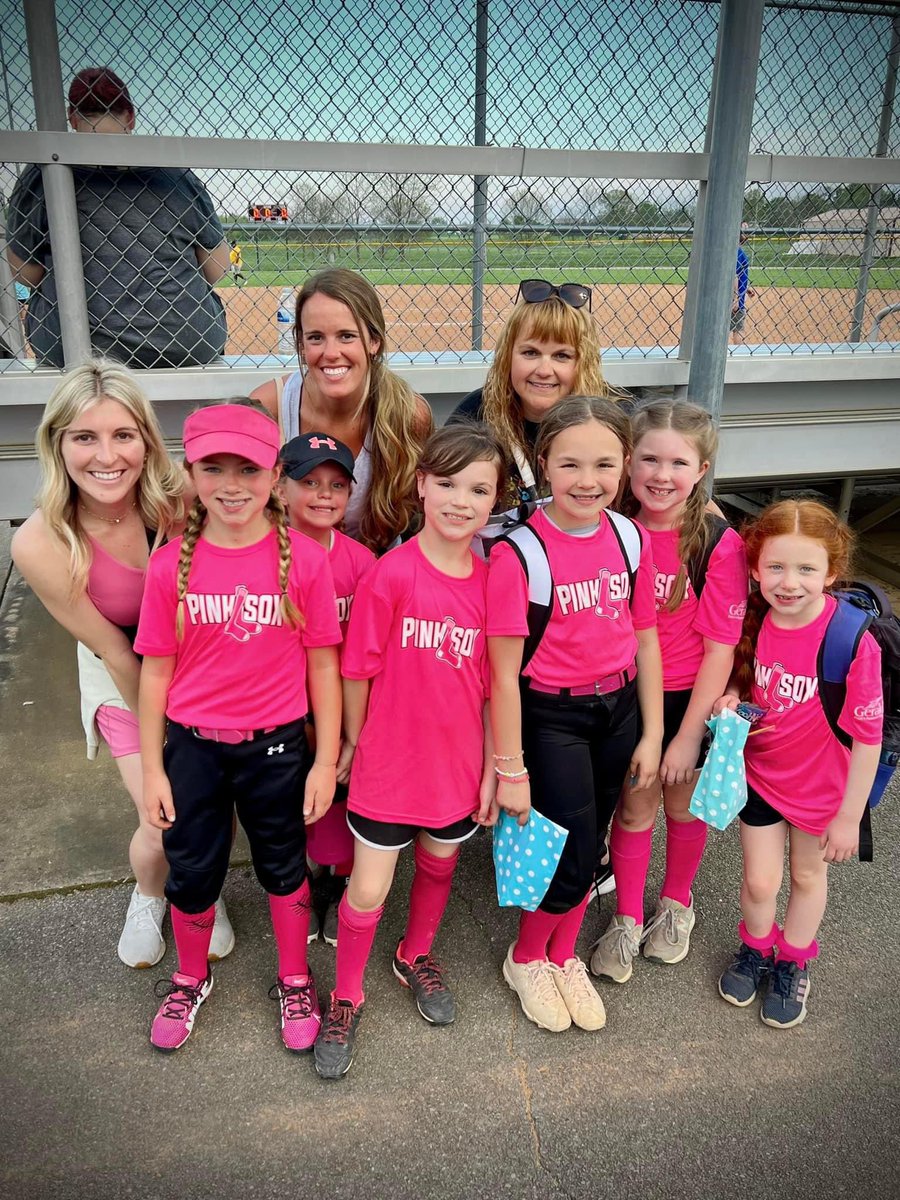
[117,886,166,968]
[208,897,236,961]
[502,945,571,1032]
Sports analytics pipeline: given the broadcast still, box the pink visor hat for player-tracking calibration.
[182,405,281,469]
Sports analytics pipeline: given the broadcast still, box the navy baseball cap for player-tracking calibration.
[279,432,356,481]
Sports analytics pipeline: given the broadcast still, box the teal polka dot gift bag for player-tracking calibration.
[492,809,569,911]
[689,709,751,831]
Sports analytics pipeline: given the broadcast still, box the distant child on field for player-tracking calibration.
[591,401,747,982]
[715,500,881,1028]
[136,402,342,1054]
[313,424,504,1079]
[229,241,245,285]
[279,431,375,945]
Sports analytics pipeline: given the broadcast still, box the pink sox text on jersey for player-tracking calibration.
[341,537,490,826]
[135,528,341,728]
[485,507,657,688]
[329,528,375,644]
[649,526,748,689]
[746,594,883,835]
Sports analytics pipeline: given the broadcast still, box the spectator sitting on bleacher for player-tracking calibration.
[5,67,229,369]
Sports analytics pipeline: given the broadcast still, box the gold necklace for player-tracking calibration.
[80,500,137,525]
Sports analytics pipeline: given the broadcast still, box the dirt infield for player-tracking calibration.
[221,281,900,358]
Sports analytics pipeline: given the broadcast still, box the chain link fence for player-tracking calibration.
[2,0,900,372]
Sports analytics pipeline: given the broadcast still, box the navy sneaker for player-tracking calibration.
[392,945,456,1025]
[314,997,364,1079]
[718,943,774,1007]
[760,959,811,1029]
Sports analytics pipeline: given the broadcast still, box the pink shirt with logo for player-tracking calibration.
[136,528,341,728]
[486,507,657,688]
[342,537,489,826]
[648,526,748,690]
[329,528,375,643]
[746,594,883,834]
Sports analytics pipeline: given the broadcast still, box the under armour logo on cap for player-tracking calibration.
[278,431,356,482]
[308,436,337,450]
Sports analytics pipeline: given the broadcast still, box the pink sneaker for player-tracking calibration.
[271,973,321,1053]
[150,971,213,1052]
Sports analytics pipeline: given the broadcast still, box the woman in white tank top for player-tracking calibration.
[251,269,432,552]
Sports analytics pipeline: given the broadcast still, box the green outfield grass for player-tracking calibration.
[219,234,900,290]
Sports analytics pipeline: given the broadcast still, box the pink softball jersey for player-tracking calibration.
[136,528,341,728]
[329,528,376,642]
[341,536,489,827]
[486,507,657,688]
[746,594,883,835]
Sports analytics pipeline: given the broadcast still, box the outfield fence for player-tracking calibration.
[2,0,900,418]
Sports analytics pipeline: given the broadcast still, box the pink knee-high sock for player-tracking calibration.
[268,879,313,979]
[775,928,819,969]
[334,893,384,1005]
[661,815,708,906]
[513,907,565,963]
[171,904,215,981]
[610,819,653,923]
[547,891,592,967]
[399,842,460,963]
[739,919,778,953]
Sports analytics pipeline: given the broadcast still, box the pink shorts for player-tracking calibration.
[95,704,141,759]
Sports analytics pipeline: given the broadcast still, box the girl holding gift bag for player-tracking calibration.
[487,395,663,1034]
[313,424,504,1080]
[714,500,882,1029]
[591,401,748,981]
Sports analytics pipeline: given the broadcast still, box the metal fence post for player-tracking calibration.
[686,0,764,423]
[24,0,91,366]
[849,14,900,344]
[677,9,725,373]
[471,0,489,351]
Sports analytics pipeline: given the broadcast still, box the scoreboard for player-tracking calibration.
[248,204,289,222]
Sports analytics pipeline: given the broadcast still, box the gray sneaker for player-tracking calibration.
[642,896,696,965]
[117,886,165,969]
[589,914,643,983]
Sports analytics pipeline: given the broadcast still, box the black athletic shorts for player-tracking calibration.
[347,811,478,851]
[739,784,786,827]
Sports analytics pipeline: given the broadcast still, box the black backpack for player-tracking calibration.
[687,514,730,599]
[818,580,900,861]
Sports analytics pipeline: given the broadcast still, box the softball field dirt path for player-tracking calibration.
[220,282,900,358]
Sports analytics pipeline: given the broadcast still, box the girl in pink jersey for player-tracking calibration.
[715,500,882,1028]
[313,424,504,1080]
[278,430,375,945]
[487,396,663,1034]
[136,402,342,1054]
[591,401,747,982]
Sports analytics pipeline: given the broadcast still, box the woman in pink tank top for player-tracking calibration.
[11,359,234,970]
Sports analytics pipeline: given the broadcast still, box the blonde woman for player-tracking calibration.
[251,268,433,553]
[11,359,233,968]
[448,280,621,510]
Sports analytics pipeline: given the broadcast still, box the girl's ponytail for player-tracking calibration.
[175,499,206,641]
[267,491,304,630]
[732,586,767,700]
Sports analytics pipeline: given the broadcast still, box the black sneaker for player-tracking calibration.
[314,997,363,1079]
[590,859,616,901]
[760,959,810,1029]
[392,946,456,1025]
[718,943,774,1007]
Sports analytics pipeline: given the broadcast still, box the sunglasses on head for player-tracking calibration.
[516,278,592,311]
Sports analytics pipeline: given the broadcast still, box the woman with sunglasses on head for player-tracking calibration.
[448,280,622,510]
[250,268,433,554]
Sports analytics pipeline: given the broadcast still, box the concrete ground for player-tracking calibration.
[1,524,899,1200]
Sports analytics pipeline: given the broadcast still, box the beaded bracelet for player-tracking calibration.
[495,767,529,779]
[496,773,530,784]
[493,752,524,761]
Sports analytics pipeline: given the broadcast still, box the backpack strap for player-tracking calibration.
[604,510,642,598]
[817,595,872,751]
[688,513,729,599]
[502,523,552,672]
